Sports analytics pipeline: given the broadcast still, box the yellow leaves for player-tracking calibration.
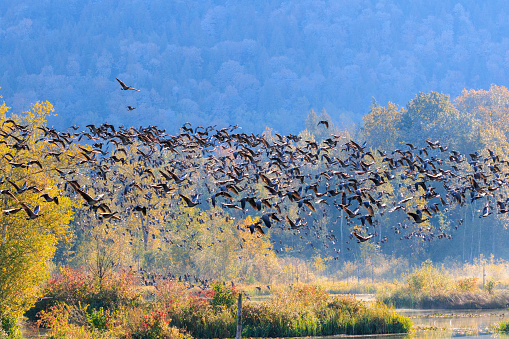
[361,101,404,150]
[298,129,315,144]
[243,214,256,225]
[238,215,272,256]
[181,214,281,282]
[455,85,509,157]
[456,85,509,113]
[0,104,9,118]
[479,124,509,150]
[313,255,326,273]
[0,87,10,118]
[282,262,296,281]
[0,99,75,318]
[27,101,55,122]
[5,101,55,133]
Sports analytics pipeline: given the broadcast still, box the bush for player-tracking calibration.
[241,285,410,337]
[379,284,509,309]
[406,260,452,293]
[36,303,95,339]
[456,277,479,292]
[498,320,509,332]
[167,289,236,338]
[32,277,411,338]
[210,281,238,310]
[121,306,186,339]
[86,308,111,332]
[271,284,329,312]
[153,279,189,311]
[485,279,497,294]
[37,302,190,339]
[26,267,141,322]
[0,315,21,339]
[327,294,363,314]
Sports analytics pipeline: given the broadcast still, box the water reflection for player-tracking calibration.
[401,309,509,339]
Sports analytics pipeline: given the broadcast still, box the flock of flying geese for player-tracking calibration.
[2,79,508,271]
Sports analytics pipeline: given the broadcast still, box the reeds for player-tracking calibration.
[119,282,412,338]
[166,284,411,338]
[240,289,411,337]
[379,260,509,309]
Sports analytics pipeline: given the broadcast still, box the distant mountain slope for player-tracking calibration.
[1,0,508,133]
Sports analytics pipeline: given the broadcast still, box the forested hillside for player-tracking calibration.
[2,1,509,133]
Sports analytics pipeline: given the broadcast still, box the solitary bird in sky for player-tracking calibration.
[317,120,329,129]
[116,78,140,91]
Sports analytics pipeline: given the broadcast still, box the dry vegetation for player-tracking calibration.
[377,258,509,309]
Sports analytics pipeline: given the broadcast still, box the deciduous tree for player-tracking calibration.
[0,100,75,319]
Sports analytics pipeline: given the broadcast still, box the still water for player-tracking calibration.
[337,294,509,339]
[400,308,509,339]
[359,309,509,339]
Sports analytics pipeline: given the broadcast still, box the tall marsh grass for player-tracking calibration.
[379,260,509,309]
[242,285,411,337]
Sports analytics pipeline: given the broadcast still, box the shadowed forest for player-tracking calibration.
[2,1,509,132]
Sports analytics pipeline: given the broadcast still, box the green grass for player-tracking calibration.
[497,320,509,332]
[241,298,411,337]
[379,288,509,309]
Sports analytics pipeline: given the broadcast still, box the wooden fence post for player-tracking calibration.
[236,293,242,339]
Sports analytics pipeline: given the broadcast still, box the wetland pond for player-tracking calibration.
[345,308,509,339]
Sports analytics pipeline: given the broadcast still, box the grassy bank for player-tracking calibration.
[24,268,411,338]
[378,260,509,309]
[240,280,381,297]
[379,289,509,309]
